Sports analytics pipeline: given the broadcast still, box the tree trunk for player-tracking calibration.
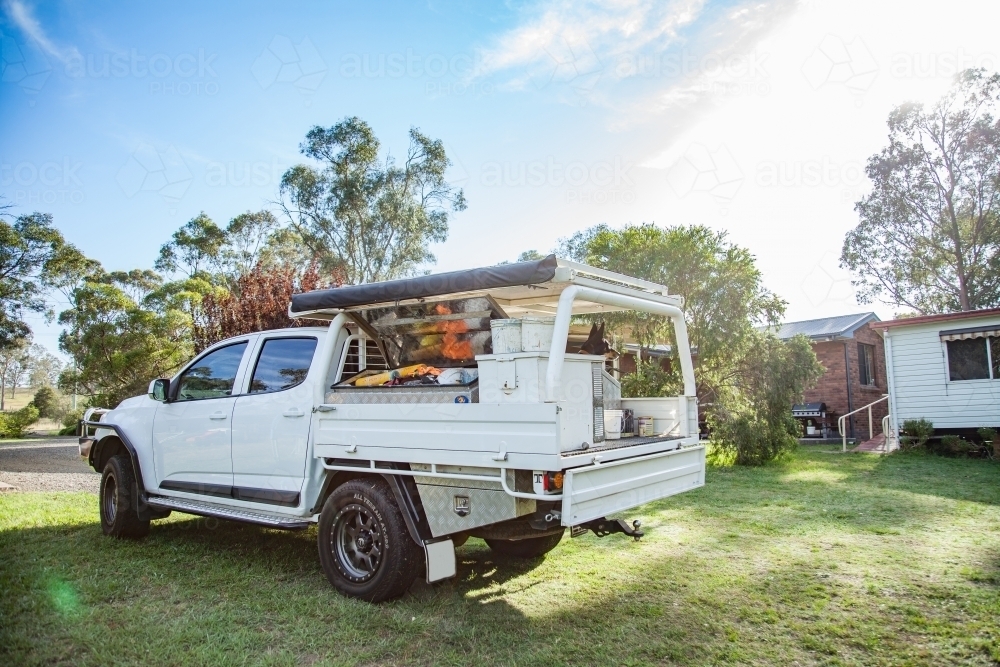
[946,199,972,311]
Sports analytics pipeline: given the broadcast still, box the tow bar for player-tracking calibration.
[570,518,644,541]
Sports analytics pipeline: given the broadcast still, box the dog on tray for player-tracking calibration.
[576,322,618,360]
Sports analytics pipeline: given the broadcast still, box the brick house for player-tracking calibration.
[771,313,887,441]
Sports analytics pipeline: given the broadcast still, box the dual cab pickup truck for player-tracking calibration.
[80,255,705,602]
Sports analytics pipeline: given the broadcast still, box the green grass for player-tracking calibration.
[4,449,1000,666]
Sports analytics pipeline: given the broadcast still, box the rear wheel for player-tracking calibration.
[318,478,421,602]
[99,454,150,538]
[485,529,565,558]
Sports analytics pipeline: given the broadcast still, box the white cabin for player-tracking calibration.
[875,308,1000,434]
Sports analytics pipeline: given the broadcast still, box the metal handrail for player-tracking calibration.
[837,395,889,452]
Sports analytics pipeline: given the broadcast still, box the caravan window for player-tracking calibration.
[946,337,993,381]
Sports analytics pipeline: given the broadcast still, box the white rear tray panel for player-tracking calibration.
[561,445,705,526]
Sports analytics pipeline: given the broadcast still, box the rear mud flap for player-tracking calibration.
[425,539,456,583]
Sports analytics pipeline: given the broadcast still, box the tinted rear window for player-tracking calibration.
[249,338,318,393]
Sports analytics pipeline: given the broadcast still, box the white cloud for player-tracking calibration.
[481,0,702,70]
[3,0,80,64]
[476,0,798,138]
[478,0,704,91]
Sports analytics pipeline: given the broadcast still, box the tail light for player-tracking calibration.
[532,470,565,494]
[543,471,564,492]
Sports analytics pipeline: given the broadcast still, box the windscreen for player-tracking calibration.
[356,297,500,367]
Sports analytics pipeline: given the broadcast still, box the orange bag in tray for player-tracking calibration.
[353,364,441,387]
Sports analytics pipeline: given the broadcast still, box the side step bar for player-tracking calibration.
[146,496,312,530]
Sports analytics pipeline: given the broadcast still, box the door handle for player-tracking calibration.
[209,412,228,420]
[283,408,305,418]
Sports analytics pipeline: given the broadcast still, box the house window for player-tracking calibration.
[858,343,876,386]
[946,336,996,381]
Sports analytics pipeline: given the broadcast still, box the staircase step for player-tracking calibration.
[850,434,895,454]
[146,495,312,530]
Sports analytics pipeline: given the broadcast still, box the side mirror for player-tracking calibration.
[149,378,170,402]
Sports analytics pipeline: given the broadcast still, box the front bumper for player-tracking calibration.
[77,407,111,462]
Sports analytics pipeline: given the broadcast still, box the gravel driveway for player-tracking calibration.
[0,437,100,493]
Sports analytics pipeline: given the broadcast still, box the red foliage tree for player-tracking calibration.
[193,264,342,352]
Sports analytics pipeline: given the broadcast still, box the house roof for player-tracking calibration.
[871,307,1000,330]
[768,312,880,341]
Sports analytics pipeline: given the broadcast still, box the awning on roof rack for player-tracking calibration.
[290,255,559,314]
[939,324,1000,341]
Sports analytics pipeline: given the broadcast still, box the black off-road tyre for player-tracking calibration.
[100,454,150,538]
[318,478,421,602]
[485,529,565,558]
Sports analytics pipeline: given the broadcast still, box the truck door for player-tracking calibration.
[152,340,250,495]
[230,335,318,508]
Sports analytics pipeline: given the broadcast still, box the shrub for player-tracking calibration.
[709,410,800,466]
[621,359,680,398]
[709,333,823,466]
[937,434,976,456]
[58,408,84,436]
[0,405,39,438]
[979,427,999,458]
[900,418,934,450]
[938,434,960,452]
[31,386,57,420]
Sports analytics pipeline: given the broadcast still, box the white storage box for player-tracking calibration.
[477,351,605,452]
[621,397,682,436]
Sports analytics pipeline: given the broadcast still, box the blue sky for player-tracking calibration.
[3,0,999,355]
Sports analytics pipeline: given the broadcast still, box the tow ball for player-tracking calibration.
[571,518,644,541]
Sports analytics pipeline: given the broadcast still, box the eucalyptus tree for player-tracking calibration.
[842,68,1000,313]
[0,212,90,351]
[279,116,466,284]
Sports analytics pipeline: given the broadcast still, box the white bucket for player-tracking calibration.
[490,319,522,354]
[604,409,623,440]
[520,316,555,352]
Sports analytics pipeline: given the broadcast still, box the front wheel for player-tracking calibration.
[318,478,421,603]
[485,529,565,558]
[100,454,150,538]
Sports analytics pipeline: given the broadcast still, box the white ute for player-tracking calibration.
[80,255,706,602]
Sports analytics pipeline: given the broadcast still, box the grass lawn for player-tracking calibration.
[3,448,1000,666]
